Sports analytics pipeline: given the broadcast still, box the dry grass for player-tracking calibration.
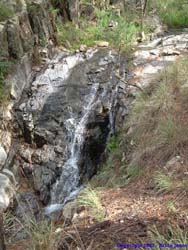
[78,185,106,222]
[128,58,188,168]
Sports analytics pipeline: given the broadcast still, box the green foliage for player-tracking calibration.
[0,3,13,22]
[0,57,10,102]
[78,185,106,221]
[151,0,188,28]
[126,163,141,180]
[166,201,177,213]
[57,9,139,51]
[154,172,173,192]
[106,135,119,153]
[28,220,56,250]
[27,3,40,14]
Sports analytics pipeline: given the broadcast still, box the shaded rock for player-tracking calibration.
[7,17,24,59]
[32,145,56,164]
[19,145,33,163]
[33,164,56,204]
[0,169,16,210]
[0,146,7,169]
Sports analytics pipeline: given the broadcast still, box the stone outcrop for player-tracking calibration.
[0,0,56,210]
[17,49,126,206]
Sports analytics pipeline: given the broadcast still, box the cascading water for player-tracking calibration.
[19,48,121,215]
[45,83,100,214]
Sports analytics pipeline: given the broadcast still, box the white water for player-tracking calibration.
[45,83,100,214]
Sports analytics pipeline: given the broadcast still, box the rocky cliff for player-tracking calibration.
[0,0,57,210]
[0,0,55,167]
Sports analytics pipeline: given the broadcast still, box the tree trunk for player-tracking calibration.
[0,212,6,250]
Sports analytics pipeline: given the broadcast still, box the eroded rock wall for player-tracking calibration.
[0,0,56,209]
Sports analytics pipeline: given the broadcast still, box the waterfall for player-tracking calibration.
[45,83,100,214]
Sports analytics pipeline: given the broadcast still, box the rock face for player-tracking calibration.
[0,0,56,212]
[0,0,55,60]
[0,0,56,124]
[0,168,17,210]
[0,0,56,166]
[17,49,126,206]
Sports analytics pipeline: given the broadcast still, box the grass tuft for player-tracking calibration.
[0,3,13,22]
[154,172,173,192]
[78,185,106,222]
[149,224,188,247]
[150,0,188,28]
[128,58,188,168]
[57,9,140,51]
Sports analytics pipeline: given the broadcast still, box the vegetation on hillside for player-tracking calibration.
[4,1,188,249]
[56,8,140,51]
[0,56,10,103]
[150,0,188,28]
[0,3,13,22]
[129,58,188,169]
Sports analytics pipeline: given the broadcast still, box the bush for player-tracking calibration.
[151,0,188,28]
[57,9,139,51]
[0,3,13,22]
[78,185,106,221]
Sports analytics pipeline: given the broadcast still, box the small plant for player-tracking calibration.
[0,56,10,103]
[107,135,119,153]
[149,224,188,247]
[0,3,13,22]
[150,0,188,28]
[78,185,106,221]
[126,163,141,180]
[154,172,173,192]
[27,3,40,14]
[166,201,177,213]
[27,219,57,250]
[57,8,140,51]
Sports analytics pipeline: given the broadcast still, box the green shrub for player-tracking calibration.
[154,172,173,192]
[78,185,106,221]
[151,0,188,28]
[57,9,139,51]
[0,3,13,22]
[27,3,40,14]
[0,57,10,102]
